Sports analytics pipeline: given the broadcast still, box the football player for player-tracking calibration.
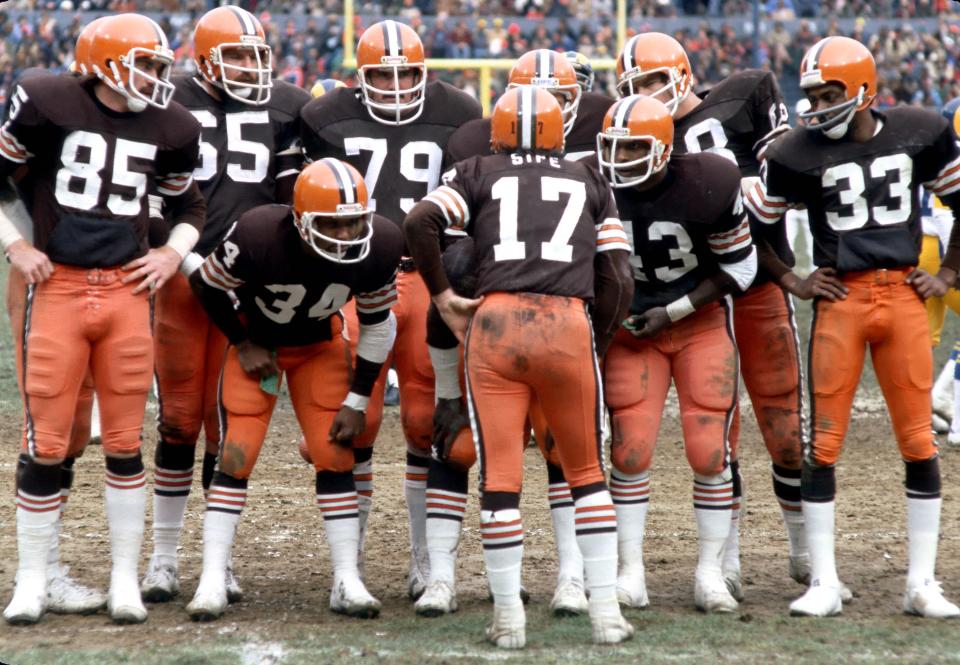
[616,31,804,597]
[140,4,311,606]
[745,36,960,618]
[404,86,635,649]
[598,95,757,612]
[0,13,205,624]
[416,49,613,618]
[300,19,482,599]
[1,26,108,617]
[185,159,401,621]
[565,51,596,94]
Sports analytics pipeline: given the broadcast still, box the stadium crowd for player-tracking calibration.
[2,4,960,108]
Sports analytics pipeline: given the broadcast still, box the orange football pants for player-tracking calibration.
[729,281,804,470]
[808,268,936,466]
[217,331,356,479]
[18,265,153,460]
[466,293,604,493]
[605,301,737,477]
[153,272,227,455]
[8,269,93,457]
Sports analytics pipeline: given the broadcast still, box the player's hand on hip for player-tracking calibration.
[907,268,949,299]
[624,308,670,339]
[121,246,182,295]
[7,240,53,285]
[433,397,469,461]
[433,288,483,343]
[236,340,279,379]
[329,405,365,445]
[783,267,848,301]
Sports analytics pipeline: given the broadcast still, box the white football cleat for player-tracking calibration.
[486,603,526,649]
[415,580,458,617]
[551,578,588,617]
[407,549,430,601]
[904,580,960,619]
[47,565,106,614]
[4,577,46,625]
[789,581,843,617]
[186,578,228,622]
[695,571,738,613]
[108,579,147,624]
[589,596,635,645]
[329,575,381,619]
[225,562,243,604]
[617,564,650,609]
[140,556,179,603]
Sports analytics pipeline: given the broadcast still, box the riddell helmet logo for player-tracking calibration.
[336,203,364,214]
[379,55,408,65]
[604,127,631,137]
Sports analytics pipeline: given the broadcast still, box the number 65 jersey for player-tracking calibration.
[749,107,960,272]
[299,82,482,227]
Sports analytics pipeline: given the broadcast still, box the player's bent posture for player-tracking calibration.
[616,31,805,597]
[141,4,311,605]
[300,21,482,598]
[404,86,635,648]
[416,48,614,620]
[186,158,401,621]
[0,14,205,625]
[597,95,756,613]
[745,36,960,618]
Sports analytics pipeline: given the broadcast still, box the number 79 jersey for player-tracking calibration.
[299,81,482,227]
[756,107,960,272]
[422,152,628,300]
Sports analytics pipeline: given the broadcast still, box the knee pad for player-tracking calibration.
[609,416,654,476]
[106,335,154,395]
[310,438,355,474]
[401,395,434,452]
[24,334,70,399]
[743,323,800,398]
[445,428,477,472]
[222,376,275,417]
[687,442,729,478]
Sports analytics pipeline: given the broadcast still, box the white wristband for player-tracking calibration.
[179,251,204,277]
[164,223,200,260]
[665,295,696,323]
[342,391,369,413]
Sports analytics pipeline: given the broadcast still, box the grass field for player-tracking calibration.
[2,263,960,665]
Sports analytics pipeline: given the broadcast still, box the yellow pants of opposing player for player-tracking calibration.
[920,234,960,346]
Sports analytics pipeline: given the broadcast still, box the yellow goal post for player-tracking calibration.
[342,0,627,115]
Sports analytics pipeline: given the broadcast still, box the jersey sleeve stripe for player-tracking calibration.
[423,194,453,227]
[709,219,750,241]
[199,262,236,291]
[596,237,632,252]
[156,172,194,196]
[356,289,399,314]
[435,185,470,224]
[926,157,960,195]
[0,127,28,163]
[709,231,752,254]
[276,168,300,179]
[205,254,242,288]
[745,184,786,223]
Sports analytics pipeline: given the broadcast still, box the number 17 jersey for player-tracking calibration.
[759,107,960,272]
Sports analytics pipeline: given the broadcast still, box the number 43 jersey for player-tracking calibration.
[198,206,403,348]
[299,81,482,227]
[757,107,960,272]
[172,76,311,255]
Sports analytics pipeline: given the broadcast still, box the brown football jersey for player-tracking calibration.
[444,90,612,165]
[613,152,752,314]
[172,76,311,255]
[756,107,960,272]
[300,81,481,228]
[195,205,402,348]
[0,75,200,267]
[421,152,628,300]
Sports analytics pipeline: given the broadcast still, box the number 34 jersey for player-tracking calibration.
[423,152,626,300]
[198,206,403,348]
[172,76,311,255]
[753,107,960,272]
[614,153,752,315]
[299,81,482,227]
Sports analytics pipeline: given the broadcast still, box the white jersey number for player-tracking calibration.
[344,138,443,213]
[623,221,699,283]
[192,110,271,184]
[822,153,912,231]
[255,283,351,325]
[491,176,586,263]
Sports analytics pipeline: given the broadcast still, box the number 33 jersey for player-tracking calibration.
[171,76,311,255]
[755,107,960,272]
[299,81,482,228]
[0,74,200,267]
[199,206,403,348]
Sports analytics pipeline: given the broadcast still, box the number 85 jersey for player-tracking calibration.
[299,81,482,227]
[749,107,960,272]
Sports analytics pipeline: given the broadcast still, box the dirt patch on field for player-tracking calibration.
[0,394,957,652]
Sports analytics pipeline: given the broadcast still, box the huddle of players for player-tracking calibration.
[1,5,958,649]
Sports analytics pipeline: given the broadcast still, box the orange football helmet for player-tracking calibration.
[72,17,108,75]
[616,32,692,115]
[89,13,174,112]
[294,158,373,263]
[799,36,877,139]
[356,20,427,125]
[596,95,674,188]
[508,49,582,137]
[194,6,272,105]
[490,85,565,155]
